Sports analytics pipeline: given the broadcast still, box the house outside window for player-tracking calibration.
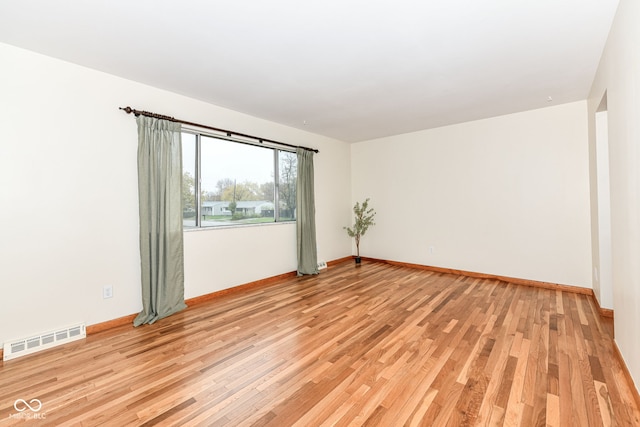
[182,132,297,228]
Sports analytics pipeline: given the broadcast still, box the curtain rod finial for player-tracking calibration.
[119,106,134,114]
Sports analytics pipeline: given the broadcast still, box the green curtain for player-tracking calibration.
[134,116,187,326]
[296,148,319,276]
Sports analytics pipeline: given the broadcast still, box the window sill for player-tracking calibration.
[183,221,296,232]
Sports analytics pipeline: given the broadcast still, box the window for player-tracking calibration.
[182,131,297,228]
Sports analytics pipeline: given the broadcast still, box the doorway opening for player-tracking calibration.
[594,92,613,309]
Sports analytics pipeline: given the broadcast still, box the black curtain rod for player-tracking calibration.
[119,106,319,153]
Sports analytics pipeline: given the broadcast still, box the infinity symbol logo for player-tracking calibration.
[14,398,42,412]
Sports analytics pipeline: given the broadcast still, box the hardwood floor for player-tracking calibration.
[1,261,638,426]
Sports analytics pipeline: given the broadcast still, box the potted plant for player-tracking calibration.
[344,198,376,264]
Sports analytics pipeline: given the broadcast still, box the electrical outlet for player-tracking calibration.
[103,285,113,299]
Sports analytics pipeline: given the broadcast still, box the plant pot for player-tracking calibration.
[355,256,361,265]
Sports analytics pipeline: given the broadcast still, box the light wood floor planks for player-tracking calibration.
[1,261,638,426]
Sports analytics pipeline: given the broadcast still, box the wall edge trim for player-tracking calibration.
[359,256,595,295]
[85,270,299,336]
[613,340,640,411]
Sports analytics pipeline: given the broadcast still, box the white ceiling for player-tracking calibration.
[0,0,619,142]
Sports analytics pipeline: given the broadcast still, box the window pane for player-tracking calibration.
[278,150,297,221]
[200,136,275,227]
[182,133,197,227]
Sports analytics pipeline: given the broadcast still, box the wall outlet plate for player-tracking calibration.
[103,285,113,299]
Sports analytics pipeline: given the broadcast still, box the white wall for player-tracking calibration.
[0,42,351,347]
[587,0,640,390]
[351,101,592,288]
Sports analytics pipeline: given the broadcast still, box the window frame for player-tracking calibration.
[182,129,297,229]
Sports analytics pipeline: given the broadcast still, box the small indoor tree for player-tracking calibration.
[344,198,376,264]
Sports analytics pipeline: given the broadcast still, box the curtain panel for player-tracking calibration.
[134,116,187,326]
[296,148,319,276]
